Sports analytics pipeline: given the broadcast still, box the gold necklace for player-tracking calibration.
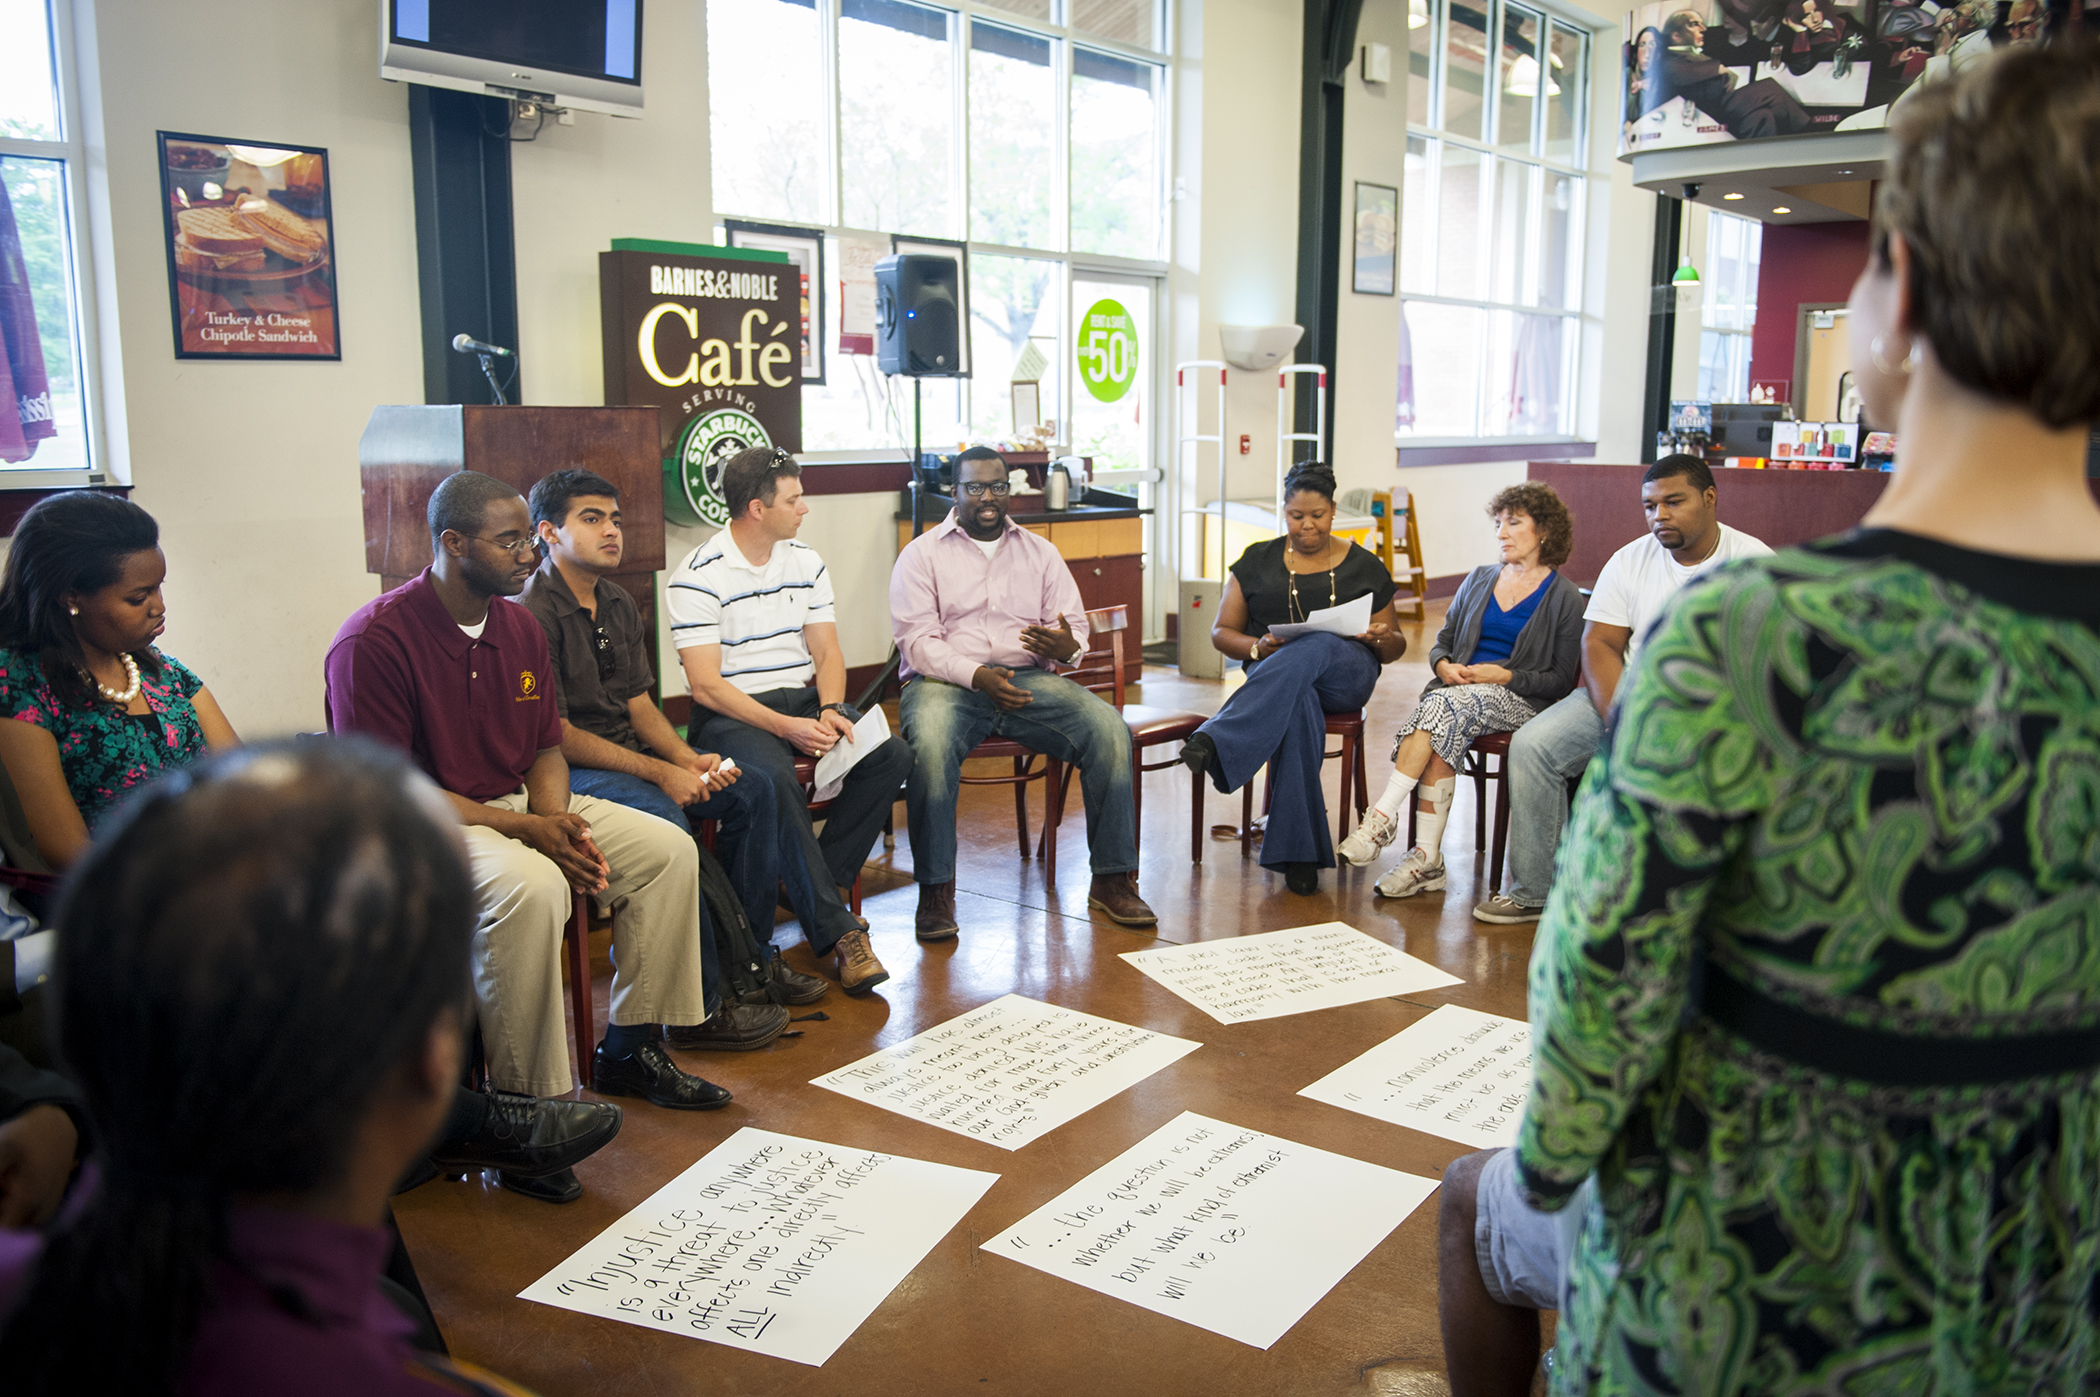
[1284,538,1338,623]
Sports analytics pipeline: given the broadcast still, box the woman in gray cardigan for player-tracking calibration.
[1338,482,1584,897]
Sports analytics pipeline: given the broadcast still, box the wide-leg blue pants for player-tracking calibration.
[1195,632,1381,869]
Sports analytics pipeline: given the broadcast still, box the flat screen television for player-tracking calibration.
[380,0,644,118]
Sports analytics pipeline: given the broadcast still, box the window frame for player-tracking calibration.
[709,0,1172,460]
[0,0,115,487]
[1697,209,1760,405]
[1397,0,1602,450]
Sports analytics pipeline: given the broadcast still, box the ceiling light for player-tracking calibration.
[1504,53,1561,96]
[1409,0,1428,28]
[1772,206,1791,214]
[1672,256,1701,285]
[1723,192,1744,200]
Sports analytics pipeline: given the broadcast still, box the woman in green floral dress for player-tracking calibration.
[1509,41,2100,1395]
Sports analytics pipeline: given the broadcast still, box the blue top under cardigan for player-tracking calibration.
[1423,565,1586,708]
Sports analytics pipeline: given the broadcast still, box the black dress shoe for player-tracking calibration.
[593,1039,733,1110]
[769,951,830,1005]
[427,1091,623,1179]
[497,1166,582,1204]
[665,1002,789,1051]
[1283,861,1320,896]
[1181,732,1231,795]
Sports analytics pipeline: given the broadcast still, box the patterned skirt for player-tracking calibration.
[1393,683,1538,767]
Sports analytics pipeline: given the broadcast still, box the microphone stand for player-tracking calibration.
[477,352,507,406]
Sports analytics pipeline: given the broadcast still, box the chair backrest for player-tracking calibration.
[1062,605,1129,710]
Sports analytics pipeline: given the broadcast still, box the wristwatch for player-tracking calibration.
[820,700,863,723]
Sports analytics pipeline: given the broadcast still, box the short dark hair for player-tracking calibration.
[427,470,522,546]
[720,447,800,521]
[956,445,1006,473]
[1643,454,1715,493]
[1485,481,1575,568]
[528,469,622,530]
[1282,460,1338,504]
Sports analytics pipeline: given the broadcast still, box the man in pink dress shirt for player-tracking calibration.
[889,447,1156,940]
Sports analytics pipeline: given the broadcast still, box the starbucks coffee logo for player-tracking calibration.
[673,407,771,528]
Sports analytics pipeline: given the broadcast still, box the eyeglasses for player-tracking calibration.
[468,534,539,558]
[959,481,1012,499]
[593,624,616,681]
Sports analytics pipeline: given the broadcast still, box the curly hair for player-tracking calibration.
[1485,482,1573,567]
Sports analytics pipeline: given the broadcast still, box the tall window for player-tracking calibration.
[707,0,1167,462]
[1398,0,1591,442]
[1698,212,1760,403]
[0,0,100,478]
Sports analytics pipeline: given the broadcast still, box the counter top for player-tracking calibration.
[895,490,1149,523]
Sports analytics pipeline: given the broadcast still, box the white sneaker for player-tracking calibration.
[1374,847,1447,898]
[1336,807,1398,866]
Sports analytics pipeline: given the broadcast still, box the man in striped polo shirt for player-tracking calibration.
[669,449,913,996]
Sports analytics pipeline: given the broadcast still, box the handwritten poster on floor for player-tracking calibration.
[1119,922,1462,1024]
[1299,1004,1530,1149]
[809,994,1201,1151]
[983,1111,1437,1349]
[519,1128,997,1367]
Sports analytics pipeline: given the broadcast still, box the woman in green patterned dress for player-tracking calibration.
[1489,41,2100,1396]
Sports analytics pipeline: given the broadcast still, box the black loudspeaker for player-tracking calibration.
[874,254,961,376]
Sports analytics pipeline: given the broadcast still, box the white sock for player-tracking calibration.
[1413,778,1456,862]
[1372,770,1419,821]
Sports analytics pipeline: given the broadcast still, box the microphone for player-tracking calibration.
[451,333,514,358]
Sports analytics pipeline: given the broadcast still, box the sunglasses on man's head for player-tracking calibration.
[593,625,616,681]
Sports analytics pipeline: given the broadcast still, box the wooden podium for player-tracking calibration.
[358,404,666,632]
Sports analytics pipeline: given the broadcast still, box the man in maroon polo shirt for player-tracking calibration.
[326,473,730,1182]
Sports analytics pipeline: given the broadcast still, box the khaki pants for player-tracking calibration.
[463,791,705,1097]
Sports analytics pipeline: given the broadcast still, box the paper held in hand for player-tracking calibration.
[810,994,1201,1151]
[1298,1003,1531,1149]
[1120,922,1462,1024]
[1262,591,1371,641]
[810,706,891,802]
[982,1111,1438,1349]
[518,1128,997,1367]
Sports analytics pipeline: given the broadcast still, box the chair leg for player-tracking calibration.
[1354,739,1369,822]
[1043,758,1060,884]
[1128,744,1142,855]
[1335,731,1358,843]
[566,894,596,1085]
[1489,755,1512,891]
[1473,754,1489,856]
[1407,793,1418,851]
[1240,780,1255,859]
[850,872,863,917]
[1013,756,1032,858]
[883,805,895,850]
[1189,755,1204,865]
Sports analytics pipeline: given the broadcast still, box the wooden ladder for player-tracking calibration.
[1371,488,1428,621]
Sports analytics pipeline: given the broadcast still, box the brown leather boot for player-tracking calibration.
[832,929,889,995]
[915,881,959,943]
[1087,872,1158,927]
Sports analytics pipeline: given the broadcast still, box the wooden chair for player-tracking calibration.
[1040,606,1211,865]
[1236,711,1371,858]
[692,756,868,917]
[562,893,600,1083]
[1371,488,1429,622]
[1406,731,1514,888]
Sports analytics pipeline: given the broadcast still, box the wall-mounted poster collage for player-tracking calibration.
[155,131,340,359]
[1621,0,2095,152]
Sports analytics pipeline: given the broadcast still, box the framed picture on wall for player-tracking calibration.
[1352,181,1398,296]
[724,219,824,384]
[155,131,340,360]
[890,233,971,377]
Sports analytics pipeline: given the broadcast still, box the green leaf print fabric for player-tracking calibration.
[1518,540,2100,1396]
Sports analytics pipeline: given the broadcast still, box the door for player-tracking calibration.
[1069,270,1161,639]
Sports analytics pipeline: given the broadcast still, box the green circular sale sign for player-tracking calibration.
[1078,299,1138,403]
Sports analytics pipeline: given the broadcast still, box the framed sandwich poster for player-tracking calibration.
[155,132,340,360]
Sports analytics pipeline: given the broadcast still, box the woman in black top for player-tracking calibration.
[1182,464,1404,894]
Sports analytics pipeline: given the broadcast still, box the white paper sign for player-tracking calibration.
[1120,922,1462,1024]
[811,994,1201,1151]
[1299,1004,1531,1149]
[1263,590,1372,641]
[983,1111,1438,1349]
[519,1128,997,1367]
[810,705,891,802]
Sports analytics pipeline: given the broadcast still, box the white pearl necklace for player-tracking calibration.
[95,652,142,705]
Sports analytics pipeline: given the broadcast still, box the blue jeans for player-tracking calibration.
[899,670,1137,886]
[1195,632,1381,870]
[1502,689,1604,907]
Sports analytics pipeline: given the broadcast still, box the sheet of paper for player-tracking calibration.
[1263,590,1371,641]
[1120,922,1462,1024]
[1299,1004,1531,1149]
[810,706,891,802]
[983,1111,1437,1349]
[519,1128,997,1367]
[810,994,1201,1151]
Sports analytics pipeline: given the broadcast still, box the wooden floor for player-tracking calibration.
[394,601,1540,1396]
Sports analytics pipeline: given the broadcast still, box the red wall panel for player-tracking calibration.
[1748,221,1872,402]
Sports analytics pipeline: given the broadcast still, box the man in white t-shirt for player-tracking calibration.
[668,448,914,995]
[1472,455,1772,923]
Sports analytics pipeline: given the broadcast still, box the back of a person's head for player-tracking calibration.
[1878,39,2100,428]
[0,491,158,655]
[0,738,474,1396]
